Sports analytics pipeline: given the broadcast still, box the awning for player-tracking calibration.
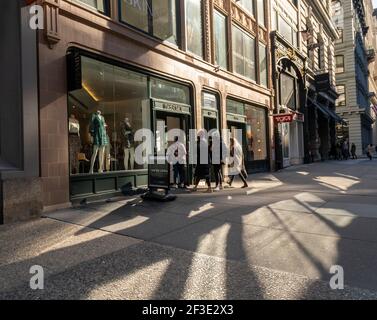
[326,108,347,125]
[307,97,330,119]
[307,96,346,124]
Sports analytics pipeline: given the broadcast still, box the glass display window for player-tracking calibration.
[245,105,268,161]
[68,56,150,175]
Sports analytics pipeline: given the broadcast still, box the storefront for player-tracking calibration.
[67,48,193,202]
[226,98,269,173]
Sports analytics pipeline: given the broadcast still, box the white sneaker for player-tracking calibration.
[214,186,220,192]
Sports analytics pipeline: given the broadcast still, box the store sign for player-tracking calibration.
[203,109,217,119]
[273,114,294,124]
[226,114,246,124]
[154,101,191,115]
[148,156,170,190]
[293,112,304,122]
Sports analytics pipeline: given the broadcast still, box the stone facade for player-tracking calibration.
[37,0,274,210]
[332,0,374,156]
[271,0,340,168]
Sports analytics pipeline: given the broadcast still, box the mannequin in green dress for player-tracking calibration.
[89,110,108,174]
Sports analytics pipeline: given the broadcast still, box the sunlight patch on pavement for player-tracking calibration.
[313,176,360,191]
[85,259,172,300]
[188,203,215,218]
[293,192,326,210]
[335,173,360,180]
[99,216,150,233]
[183,224,231,299]
[296,171,310,176]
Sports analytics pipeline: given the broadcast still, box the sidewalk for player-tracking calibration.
[1,160,377,299]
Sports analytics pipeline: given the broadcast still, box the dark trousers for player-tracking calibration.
[173,163,186,186]
[213,164,223,187]
[229,169,248,186]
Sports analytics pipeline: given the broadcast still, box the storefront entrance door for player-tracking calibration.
[280,123,291,168]
[155,112,188,184]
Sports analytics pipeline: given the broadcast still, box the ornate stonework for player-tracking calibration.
[203,0,212,62]
[41,0,61,48]
[230,2,257,36]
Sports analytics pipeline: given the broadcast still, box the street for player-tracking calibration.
[1,159,377,299]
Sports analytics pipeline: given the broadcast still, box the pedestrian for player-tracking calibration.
[192,131,212,193]
[167,136,187,188]
[351,143,357,160]
[227,137,249,189]
[366,144,374,160]
[209,132,227,192]
[342,139,349,160]
[336,142,342,160]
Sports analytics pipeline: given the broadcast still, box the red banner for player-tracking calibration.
[273,114,294,124]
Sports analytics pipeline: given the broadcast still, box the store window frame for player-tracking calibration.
[226,97,270,171]
[66,47,194,173]
[74,0,111,16]
[118,0,181,47]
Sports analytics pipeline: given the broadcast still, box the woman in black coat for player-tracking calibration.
[192,134,212,193]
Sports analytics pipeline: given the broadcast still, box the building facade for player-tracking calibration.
[0,1,42,224]
[332,0,374,156]
[365,3,377,146]
[0,0,277,222]
[270,0,341,169]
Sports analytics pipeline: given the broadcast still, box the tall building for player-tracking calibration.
[1,0,274,223]
[365,2,377,145]
[270,0,342,169]
[332,0,374,155]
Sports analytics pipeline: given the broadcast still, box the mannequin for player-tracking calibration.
[121,117,135,170]
[89,110,108,174]
[69,114,81,174]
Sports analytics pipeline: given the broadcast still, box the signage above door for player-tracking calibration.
[153,99,191,115]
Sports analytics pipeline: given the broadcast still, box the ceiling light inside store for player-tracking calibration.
[82,82,100,102]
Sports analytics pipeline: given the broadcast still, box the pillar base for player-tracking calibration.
[0,177,43,224]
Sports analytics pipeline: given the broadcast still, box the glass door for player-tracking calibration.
[280,122,291,167]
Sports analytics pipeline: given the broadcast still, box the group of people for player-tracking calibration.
[166,132,249,193]
[330,138,376,161]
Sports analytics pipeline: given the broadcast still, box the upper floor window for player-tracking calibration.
[77,0,110,15]
[336,85,346,107]
[213,10,228,70]
[232,25,256,81]
[185,0,204,57]
[120,0,178,46]
[278,16,297,47]
[256,0,265,27]
[259,43,268,87]
[237,0,254,16]
[332,1,344,30]
[335,55,345,73]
